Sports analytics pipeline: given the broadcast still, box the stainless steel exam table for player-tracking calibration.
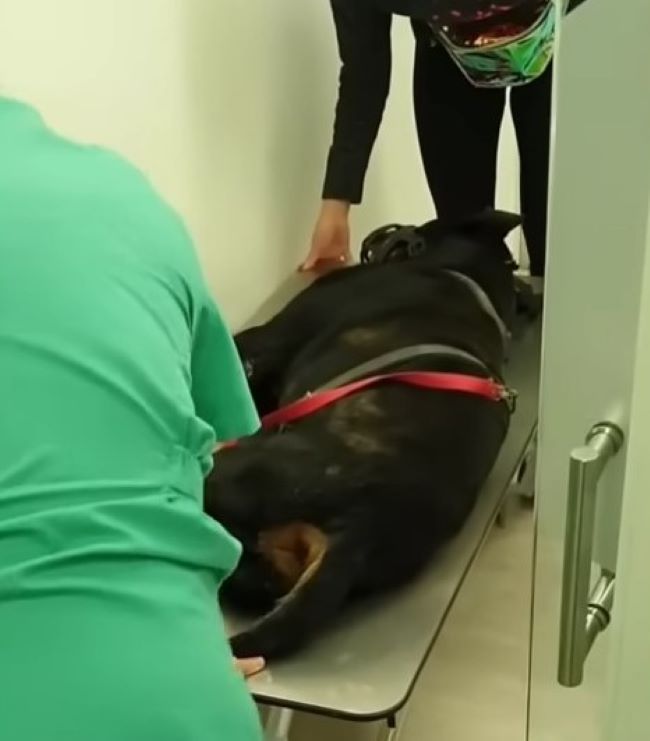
[226,276,541,741]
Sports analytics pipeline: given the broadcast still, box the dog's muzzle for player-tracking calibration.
[360,225,427,265]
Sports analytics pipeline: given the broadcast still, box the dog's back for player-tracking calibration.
[207,211,520,659]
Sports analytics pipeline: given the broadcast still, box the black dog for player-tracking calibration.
[206,210,521,660]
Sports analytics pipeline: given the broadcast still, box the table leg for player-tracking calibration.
[265,707,294,741]
[376,716,400,741]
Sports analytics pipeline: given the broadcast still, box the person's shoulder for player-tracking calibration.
[1,98,198,268]
[0,97,152,201]
[59,136,196,266]
[0,97,59,162]
[0,97,44,131]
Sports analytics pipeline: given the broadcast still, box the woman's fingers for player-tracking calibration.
[234,656,266,678]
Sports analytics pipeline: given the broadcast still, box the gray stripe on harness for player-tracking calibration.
[444,270,510,346]
[316,344,490,393]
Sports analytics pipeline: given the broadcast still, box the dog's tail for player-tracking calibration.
[229,523,362,660]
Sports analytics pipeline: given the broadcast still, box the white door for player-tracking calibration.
[527,0,650,739]
[603,233,650,738]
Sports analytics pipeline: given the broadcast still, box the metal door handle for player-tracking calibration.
[585,571,615,656]
[558,422,624,687]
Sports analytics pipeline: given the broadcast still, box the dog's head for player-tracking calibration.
[361,209,522,331]
[361,209,520,267]
[417,209,520,269]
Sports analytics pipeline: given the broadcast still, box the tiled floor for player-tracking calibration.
[285,501,534,740]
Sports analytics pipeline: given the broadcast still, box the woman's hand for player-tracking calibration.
[234,657,266,678]
[301,200,352,274]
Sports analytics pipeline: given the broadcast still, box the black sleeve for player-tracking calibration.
[322,1,392,204]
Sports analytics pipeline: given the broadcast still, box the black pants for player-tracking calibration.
[412,37,553,276]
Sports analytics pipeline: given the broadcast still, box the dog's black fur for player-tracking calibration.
[206,210,521,660]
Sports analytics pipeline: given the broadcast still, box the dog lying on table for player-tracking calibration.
[206,209,521,660]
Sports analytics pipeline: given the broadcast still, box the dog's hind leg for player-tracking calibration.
[220,551,288,614]
[229,524,362,660]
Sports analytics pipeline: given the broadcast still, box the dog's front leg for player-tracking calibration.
[235,326,283,414]
[230,530,362,660]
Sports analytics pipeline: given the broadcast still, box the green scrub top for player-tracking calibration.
[0,98,262,740]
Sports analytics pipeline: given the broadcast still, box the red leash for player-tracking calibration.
[221,372,514,450]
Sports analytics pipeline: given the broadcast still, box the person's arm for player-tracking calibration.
[322,0,393,205]
[191,292,260,444]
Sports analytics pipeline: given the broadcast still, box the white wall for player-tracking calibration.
[0,0,520,329]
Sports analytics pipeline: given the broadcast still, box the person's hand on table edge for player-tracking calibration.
[234,657,266,678]
[301,199,352,275]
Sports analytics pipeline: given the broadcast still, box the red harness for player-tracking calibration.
[221,371,514,449]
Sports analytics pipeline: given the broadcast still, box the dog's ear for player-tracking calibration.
[460,209,523,241]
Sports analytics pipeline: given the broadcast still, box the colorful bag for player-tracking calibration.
[429,1,561,88]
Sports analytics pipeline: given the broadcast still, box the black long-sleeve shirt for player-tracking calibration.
[322,0,394,204]
[322,0,585,204]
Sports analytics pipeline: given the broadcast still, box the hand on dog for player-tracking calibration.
[301,200,352,274]
[234,657,266,678]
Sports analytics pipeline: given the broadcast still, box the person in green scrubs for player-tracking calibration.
[0,98,263,741]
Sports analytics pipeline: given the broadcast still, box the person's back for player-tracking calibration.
[0,98,262,741]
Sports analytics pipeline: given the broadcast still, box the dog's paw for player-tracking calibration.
[230,631,265,660]
[230,627,295,661]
